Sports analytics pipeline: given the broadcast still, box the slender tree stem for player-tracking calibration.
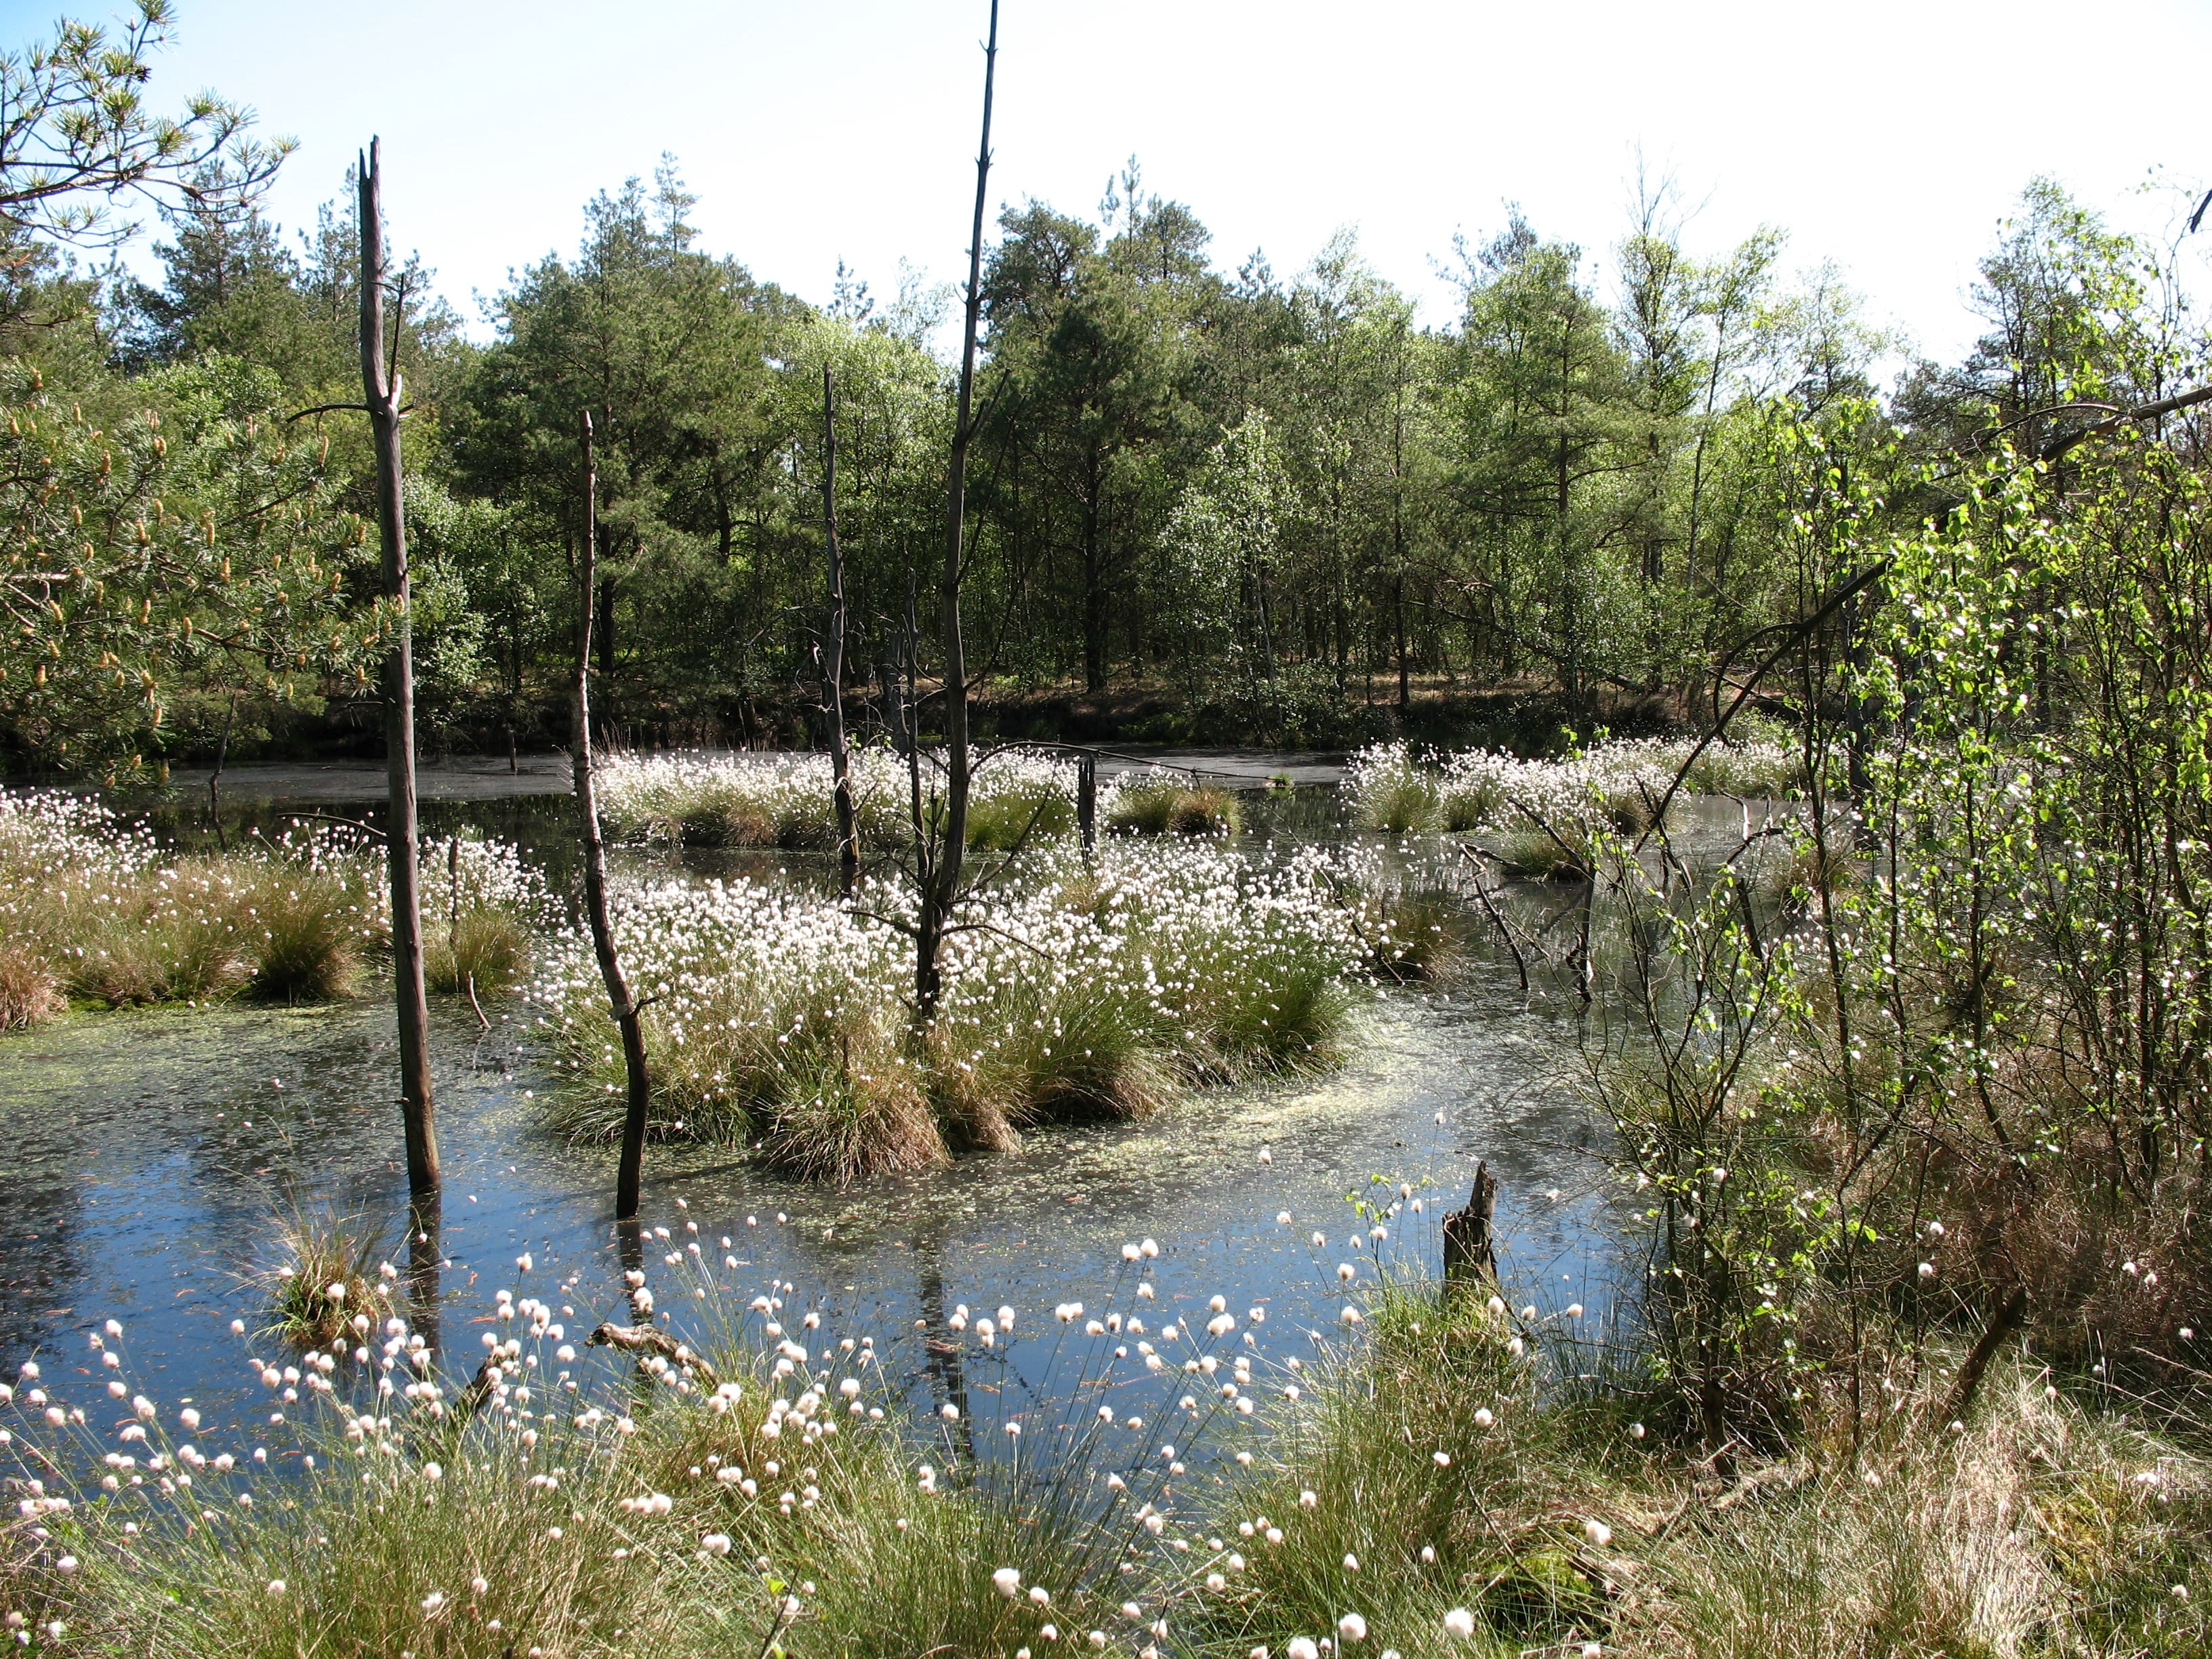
[915,0,998,1019]
[575,408,653,1220]
[823,365,858,896]
[359,137,437,1194]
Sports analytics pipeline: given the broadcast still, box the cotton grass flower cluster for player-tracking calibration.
[1345,735,1803,842]
[3,1180,2193,1657]
[0,791,556,1019]
[1099,769,1244,837]
[0,1210,1387,1658]
[594,745,1082,853]
[0,792,391,1010]
[530,838,1372,1181]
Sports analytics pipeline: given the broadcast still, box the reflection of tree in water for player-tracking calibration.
[912,1224,978,1471]
[0,1198,83,1361]
[405,1190,443,1357]
[609,1218,655,1420]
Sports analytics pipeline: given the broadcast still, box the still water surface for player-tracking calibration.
[0,764,1634,1445]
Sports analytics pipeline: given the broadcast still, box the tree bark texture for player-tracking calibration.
[575,409,654,1220]
[914,0,998,1019]
[821,366,859,896]
[359,138,438,1194]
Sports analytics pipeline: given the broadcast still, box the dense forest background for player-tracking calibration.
[1,5,2204,773]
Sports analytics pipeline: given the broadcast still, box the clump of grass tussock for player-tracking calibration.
[1190,1278,1634,1659]
[1359,884,1480,982]
[1193,1276,2212,1659]
[1622,1373,2212,1659]
[1103,769,1244,837]
[424,907,531,996]
[0,1260,1124,1658]
[533,876,945,1180]
[237,859,375,1002]
[258,1205,386,1348]
[596,745,1084,853]
[531,839,1372,1180]
[421,835,560,996]
[0,794,397,1008]
[1494,823,1595,881]
[1345,735,1806,851]
[0,945,62,1030]
[1343,744,1446,834]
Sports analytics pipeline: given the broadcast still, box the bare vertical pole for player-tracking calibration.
[822,365,859,897]
[1077,752,1097,853]
[915,0,998,1019]
[575,409,654,1220]
[360,138,438,1193]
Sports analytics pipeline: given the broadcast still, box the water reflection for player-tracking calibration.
[0,764,1706,1448]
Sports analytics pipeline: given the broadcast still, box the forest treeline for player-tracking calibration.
[0,3,2204,773]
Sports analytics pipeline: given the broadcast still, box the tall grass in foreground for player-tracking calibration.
[0,794,554,1021]
[1,1202,2200,1657]
[528,840,1375,1180]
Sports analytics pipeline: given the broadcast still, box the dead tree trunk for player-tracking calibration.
[821,366,859,897]
[575,409,654,1221]
[1942,1283,2029,1425]
[1078,752,1097,853]
[1442,1160,1500,1288]
[914,0,998,1019]
[359,138,437,1194]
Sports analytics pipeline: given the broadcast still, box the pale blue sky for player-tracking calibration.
[7,0,2211,367]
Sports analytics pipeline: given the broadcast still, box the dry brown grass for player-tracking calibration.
[0,945,62,1029]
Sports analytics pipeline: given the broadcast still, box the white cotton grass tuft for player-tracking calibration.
[993,1567,1021,1598]
[1443,1607,1477,1639]
[1338,1611,1368,1641]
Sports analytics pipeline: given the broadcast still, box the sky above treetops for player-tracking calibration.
[5,0,2209,369]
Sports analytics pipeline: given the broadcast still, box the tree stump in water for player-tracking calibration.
[1442,1160,1499,1288]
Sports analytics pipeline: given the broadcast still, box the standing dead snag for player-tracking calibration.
[1442,1160,1500,1288]
[1942,1283,2029,1426]
[912,0,999,1019]
[574,409,654,1221]
[359,137,438,1194]
[821,366,859,897]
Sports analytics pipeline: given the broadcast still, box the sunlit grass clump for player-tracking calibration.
[420,834,560,996]
[0,794,553,1016]
[0,1254,1149,1658]
[594,745,1082,853]
[0,944,62,1031]
[259,1205,386,1348]
[1101,769,1244,837]
[1345,735,1807,843]
[529,839,1370,1181]
[0,795,384,1008]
